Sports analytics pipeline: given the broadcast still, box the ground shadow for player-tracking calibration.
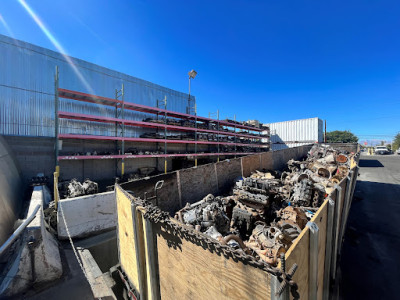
[358,159,384,167]
[339,180,400,300]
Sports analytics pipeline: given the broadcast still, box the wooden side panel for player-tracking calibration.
[155,223,272,300]
[337,179,347,237]
[311,200,328,300]
[242,154,261,177]
[260,151,274,170]
[179,164,218,205]
[285,228,310,300]
[215,158,242,194]
[115,187,139,290]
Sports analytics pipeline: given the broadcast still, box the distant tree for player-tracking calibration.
[380,141,385,146]
[393,133,400,151]
[387,144,392,150]
[326,130,358,143]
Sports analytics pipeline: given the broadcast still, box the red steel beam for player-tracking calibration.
[58,111,265,139]
[58,152,257,161]
[58,88,265,132]
[58,133,268,148]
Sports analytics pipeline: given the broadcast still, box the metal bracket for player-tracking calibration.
[270,274,290,300]
[307,221,319,300]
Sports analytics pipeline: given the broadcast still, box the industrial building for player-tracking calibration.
[0,33,360,300]
[0,33,269,187]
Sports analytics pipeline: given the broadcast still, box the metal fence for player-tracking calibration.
[0,34,193,137]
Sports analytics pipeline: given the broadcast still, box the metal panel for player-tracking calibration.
[264,118,323,150]
[0,34,193,137]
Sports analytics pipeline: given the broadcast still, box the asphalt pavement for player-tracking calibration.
[339,154,400,299]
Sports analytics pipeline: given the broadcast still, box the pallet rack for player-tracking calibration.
[54,70,270,176]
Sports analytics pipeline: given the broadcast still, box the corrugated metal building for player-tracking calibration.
[264,117,323,151]
[0,34,193,137]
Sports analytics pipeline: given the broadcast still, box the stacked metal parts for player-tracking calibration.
[58,178,99,198]
[175,144,355,266]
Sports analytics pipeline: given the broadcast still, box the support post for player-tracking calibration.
[331,186,342,280]
[195,103,198,167]
[54,66,60,175]
[323,199,335,300]
[143,218,160,300]
[131,203,146,298]
[339,171,353,256]
[307,221,319,300]
[217,110,220,162]
[121,84,125,177]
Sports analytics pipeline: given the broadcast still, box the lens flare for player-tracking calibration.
[0,12,18,42]
[17,0,96,96]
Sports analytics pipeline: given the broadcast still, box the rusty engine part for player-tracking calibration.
[289,179,313,207]
[59,178,98,198]
[277,206,307,230]
[174,144,355,268]
[246,223,297,266]
[174,194,230,234]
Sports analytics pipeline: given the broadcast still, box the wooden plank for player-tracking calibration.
[311,200,328,300]
[115,187,140,291]
[155,220,272,300]
[285,227,310,300]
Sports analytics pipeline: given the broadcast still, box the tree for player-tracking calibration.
[393,133,400,151]
[326,130,358,143]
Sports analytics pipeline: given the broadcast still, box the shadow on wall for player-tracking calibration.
[0,136,23,245]
[270,134,289,151]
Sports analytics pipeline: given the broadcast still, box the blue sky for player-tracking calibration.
[0,0,399,142]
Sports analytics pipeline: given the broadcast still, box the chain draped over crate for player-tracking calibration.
[132,196,300,299]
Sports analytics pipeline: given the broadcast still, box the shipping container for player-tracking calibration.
[114,143,359,300]
[264,118,323,151]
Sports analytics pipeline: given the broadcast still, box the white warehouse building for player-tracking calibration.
[263,117,324,151]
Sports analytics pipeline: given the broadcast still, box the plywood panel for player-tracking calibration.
[285,227,310,300]
[242,154,261,177]
[115,186,139,290]
[311,200,328,300]
[260,151,274,170]
[179,164,218,205]
[215,157,242,194]
[155,221,272,300]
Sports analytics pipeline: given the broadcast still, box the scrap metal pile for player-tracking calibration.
[58,178,98,198]
[174,144,354,266]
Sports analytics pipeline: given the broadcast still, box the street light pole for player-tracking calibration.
[188,69,197,165]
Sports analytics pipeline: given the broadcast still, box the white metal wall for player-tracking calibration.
[263,117,323,151]
[0,34,193,137]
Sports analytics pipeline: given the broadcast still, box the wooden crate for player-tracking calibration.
[115,146,360,300]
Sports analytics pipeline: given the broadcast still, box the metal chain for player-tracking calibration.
[58,199,102,300]
[135,198,300,297]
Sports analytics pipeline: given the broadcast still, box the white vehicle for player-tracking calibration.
[396,148,400,155]
[375,146,390,155]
